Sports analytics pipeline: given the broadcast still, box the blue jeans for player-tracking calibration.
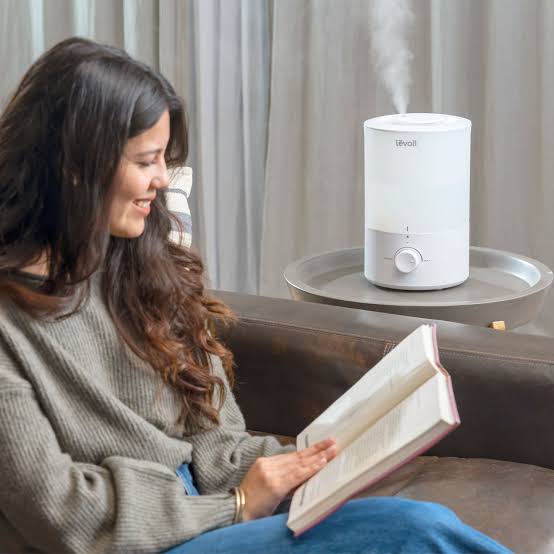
[166,463,513,554]
[175,463,200,496]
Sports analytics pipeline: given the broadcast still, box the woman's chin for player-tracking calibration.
[108,221,145,239]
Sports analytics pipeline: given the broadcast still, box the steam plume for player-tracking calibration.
[370,0,414,114]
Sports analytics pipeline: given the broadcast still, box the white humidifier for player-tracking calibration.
[364,113,472,290]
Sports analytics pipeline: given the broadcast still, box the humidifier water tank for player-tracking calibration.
[364,113,472,290]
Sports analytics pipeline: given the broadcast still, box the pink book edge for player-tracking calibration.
[431,324,460,424]
[291,324,461,537]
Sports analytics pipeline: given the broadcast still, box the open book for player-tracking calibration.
[287,324,460,536]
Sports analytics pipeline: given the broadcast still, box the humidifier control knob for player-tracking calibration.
[394,248,423,273]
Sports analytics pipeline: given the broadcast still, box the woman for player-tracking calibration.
[0,37,512,554]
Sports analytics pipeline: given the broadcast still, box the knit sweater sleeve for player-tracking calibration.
[187,355,296,495]
[0,352,237,554]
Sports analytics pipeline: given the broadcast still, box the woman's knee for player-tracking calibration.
[347,496,456,520]
[394,498,459,530]
[373,497,473,548]
[307,497,466,553]
[343,497,460,538]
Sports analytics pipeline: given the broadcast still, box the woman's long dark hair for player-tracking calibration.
[0,37,235,429]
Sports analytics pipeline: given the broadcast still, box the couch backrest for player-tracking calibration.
[215,290,554,470]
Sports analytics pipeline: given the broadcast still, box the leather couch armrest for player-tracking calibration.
[212,290,554,470]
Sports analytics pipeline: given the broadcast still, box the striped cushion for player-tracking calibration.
[167,166,192,248]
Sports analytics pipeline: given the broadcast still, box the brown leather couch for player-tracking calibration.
[215,290,554,554]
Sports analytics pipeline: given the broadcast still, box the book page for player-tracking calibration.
[290,373,452,516]
[297,325,437,451]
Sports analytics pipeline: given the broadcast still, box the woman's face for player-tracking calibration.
[108,110,170,238]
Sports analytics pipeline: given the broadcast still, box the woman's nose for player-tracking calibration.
[153,159,169,189]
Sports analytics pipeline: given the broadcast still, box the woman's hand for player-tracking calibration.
[239,438,338,521]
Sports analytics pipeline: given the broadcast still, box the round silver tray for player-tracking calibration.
[284,246,553,328]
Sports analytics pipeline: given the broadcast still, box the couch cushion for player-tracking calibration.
[359,456,554,554]
[262,433,554,554]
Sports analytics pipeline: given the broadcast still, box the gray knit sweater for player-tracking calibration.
[0,274,289,553]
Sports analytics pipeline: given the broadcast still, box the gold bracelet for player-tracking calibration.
[231,486,246,524]
[237,487,245,523]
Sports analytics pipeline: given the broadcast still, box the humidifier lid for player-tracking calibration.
[364,113,471,133]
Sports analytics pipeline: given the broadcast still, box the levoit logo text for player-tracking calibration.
[395,139,417,147]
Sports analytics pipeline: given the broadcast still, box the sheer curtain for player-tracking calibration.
[0,0,159,86]
[160,0,270,294]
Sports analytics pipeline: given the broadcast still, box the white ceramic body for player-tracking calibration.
[364,113,472,290]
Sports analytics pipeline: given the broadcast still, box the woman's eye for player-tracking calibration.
[138,160,155,168]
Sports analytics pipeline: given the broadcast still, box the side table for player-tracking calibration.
[284,246,553,330]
